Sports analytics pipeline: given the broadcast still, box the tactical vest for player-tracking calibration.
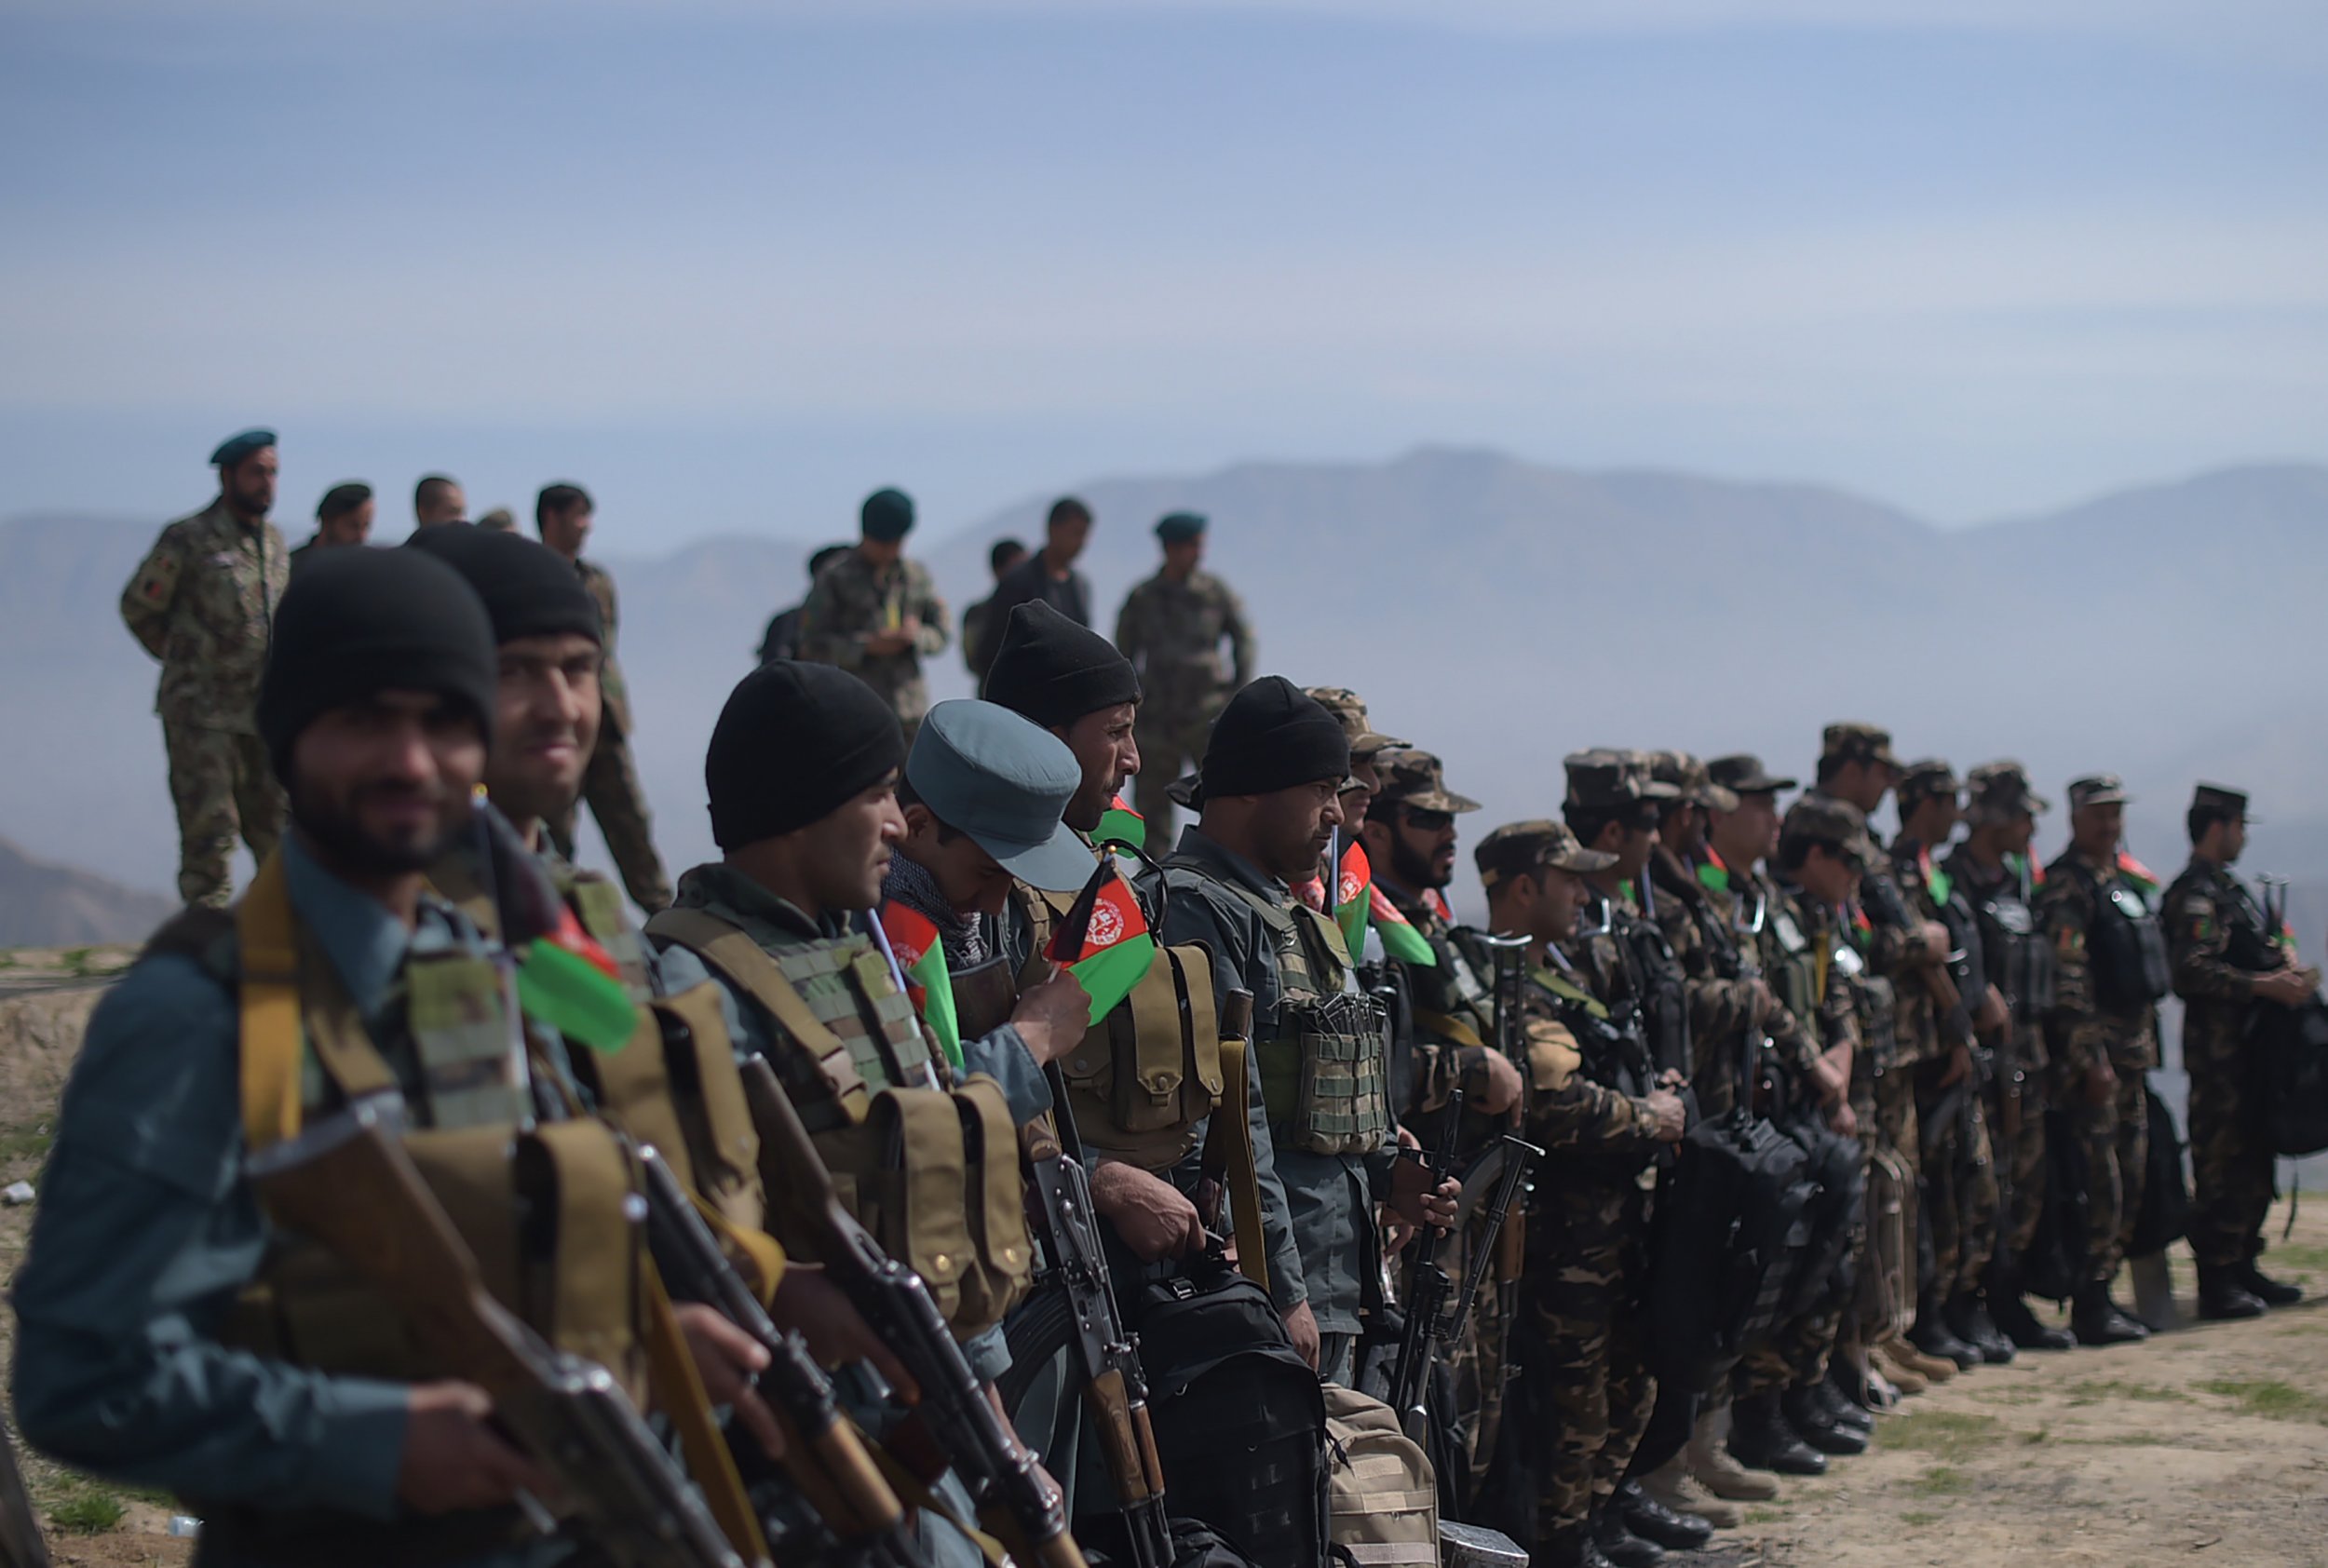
[1765,898,1821,1040]
[1832,919,1897,1075]
[1963,862,2055,1024]
[645,906,1033,1336]
[1012,884,1225,1172]
[151,858,648,1563]
[1617,910,1691,1081]
[1224,884,1391,1156]
[2064,861,2172,1013]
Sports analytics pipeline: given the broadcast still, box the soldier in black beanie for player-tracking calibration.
[981,599,1143,832]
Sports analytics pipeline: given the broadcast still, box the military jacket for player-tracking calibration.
[574,557,633,737]
[1853,849,1944,1068]
[797,549,951,726]
[1650,850,1826,1111]
[119,498,290,732]
[1942,846,2051,1073]
[2037,847,2160,1075]
[2163,855,2309,1074]
[1112,569,1252,714]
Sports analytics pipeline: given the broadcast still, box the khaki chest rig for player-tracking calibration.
[645,905,1032,1337]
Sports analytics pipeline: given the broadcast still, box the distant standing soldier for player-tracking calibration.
[411,471,466,532]
[2162,783,2319,1319]
[535,481,673,912]
[798,487,951,746]
[757,542,852,666]
[288,482,373,576]
[119,427,291,907]
[1114,511,1253,844]
[970,497,1094,683]
[960,536,1029,679]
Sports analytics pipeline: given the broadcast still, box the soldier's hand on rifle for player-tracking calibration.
[1389,1156,1461,1229]
[674,1303,787,1461]
[1090,1160,1205,1261]
[397,1381,562,1515]
[1475,1049,1523,1115]
[1008,962,1091,1066]
[771,1264,919,1401]
[1827,1098,1859,1140]
[1916,921,1951,964]
[2254,967,2317,1007]
[1644,1088,1687,1143]
[1975,983,2011,1037]
[1283,1301,1321,1369]
[1939,1043,1973,1088]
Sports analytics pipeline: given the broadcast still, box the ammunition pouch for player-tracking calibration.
[1255,990,1392,1156]
[574,980,765,1236]
[1058,941,1225,1170]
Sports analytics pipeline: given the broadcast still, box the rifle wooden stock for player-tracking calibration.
[1201,991,1269,1292]
[244,1102,754,1568]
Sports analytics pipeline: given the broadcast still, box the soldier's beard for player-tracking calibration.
[293,777,469,878]
[1389,833,1448,892]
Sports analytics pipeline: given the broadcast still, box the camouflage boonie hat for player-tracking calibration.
[1964,761,2050,825]
[1894,758,1961,813]
[1563,749,1681,814]
[1305,687,1408,758]
[2191,781,2255,823]
[1650,750,1739,813]
[2066,775,2131,811]
[1782,791,1880,867]
[1475,818,1618,888]
[1374,748,1481,814]
[1820,722,1902,771]
[1708,753,1798,796]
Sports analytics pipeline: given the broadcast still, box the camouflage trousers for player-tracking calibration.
[1914,1057,2000,1299]
[1519,1194,1655,1547]
[163,714,286,908]
[1984,1064,2049,1269]
[548,723,671,912]
[1131,703,1215,850]
[1862,1065,1920,1337]
[1440,1215,1516,1494]
[2185,1029,2275,1269]
[2050,1061,2147,1286]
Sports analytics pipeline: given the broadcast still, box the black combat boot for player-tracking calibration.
[1781,1384,1870,1455]
[2197,1265,2267,1322]
[1536,1523,1617,1568]
[1810,1373,1875,1434]
[2240,1259,2304,1307]
[1909,1288,1983,1370]
[1616,1479,1714,1551]
[1946,1291,2017,1364]
[1987,1266,2077,1351]
[2070,1281,2152,1344]
[1729,1391,1827,1476]
[1590,1502,1667,1567]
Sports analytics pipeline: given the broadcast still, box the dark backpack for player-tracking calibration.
[2252,997,2328,1157]
[1645,1102,1816,1391]
[1775,1107,1866,1322]
[2021,1106,2091,1303]
[2128,1083,2191,1256]
[1131,1248,1329,1568]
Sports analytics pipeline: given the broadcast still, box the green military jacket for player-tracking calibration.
[574,557,633,737]
[2037,846,2160,1075]
[2163,855,2309,1075]
[797,549,950,727]
[119,497,290,732]
[1112,568,1252,717]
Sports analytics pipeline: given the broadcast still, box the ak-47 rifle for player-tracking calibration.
[1387,1086,1465,1446]
[1482,934,1535,1315]
[245,1101,759,1568]
[741,1058,1088,1568]
[635,1146,931,1568]
[1445,1134,1542,1359]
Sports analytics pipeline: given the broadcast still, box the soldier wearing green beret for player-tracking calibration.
[1113,511,1252,845]
[118,427,291,907]
[799,487,952,748]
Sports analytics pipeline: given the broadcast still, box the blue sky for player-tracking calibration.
[4,0,2324,550]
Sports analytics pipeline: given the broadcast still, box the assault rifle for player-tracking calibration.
[635,1146,931,1568]
[1387,1087,1465,1446]
[742,1057,1088,1568]
[246,1100,759,1568]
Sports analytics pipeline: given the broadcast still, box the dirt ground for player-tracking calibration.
[2,949,2326,1566]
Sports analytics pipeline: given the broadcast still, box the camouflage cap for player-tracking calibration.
[1374,748,1482,814]
[1305,686,1408,757]
[1708,753,1798,796]
[2066,775,2132,811]
[1650,750,1739,813]
[1893,758,1961,813]
[1820,722,1902,771]
[1475,818,1618,888]
[1563,749,1681,813]
[1782,791,1880,866]
[2191,781,2255,822]
[476,506,518,533]
[1964,760,2050,825]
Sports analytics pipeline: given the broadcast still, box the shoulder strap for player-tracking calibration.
[645,906,873,1122]
[237,854,307,1150]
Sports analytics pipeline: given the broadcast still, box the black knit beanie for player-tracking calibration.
[982,601,1142,729]
[404,525,602,646]
[706,660,905,849]
[257,547,499,782]
[1199,676,1350,798]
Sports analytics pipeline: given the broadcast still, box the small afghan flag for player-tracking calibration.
[2117,851,2159,896]
[1370,884,1437,967]
[1094,794,1145,854]
[1425,887,1454,926]
[1697,849,1731,894]
[518,905,638,1055]
[1048,863,1157,1025]
[880,902,962,1068]
[1918,845,1953,907]
[1335,842,1373,956]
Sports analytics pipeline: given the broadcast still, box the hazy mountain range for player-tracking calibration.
[7,450,2326,963]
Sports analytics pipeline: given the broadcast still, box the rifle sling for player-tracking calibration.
[1200,1036,1271,1293]
[642,1260,771,1565]
[1411,1007,1487,1052]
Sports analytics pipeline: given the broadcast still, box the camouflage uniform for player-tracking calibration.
[797,548,951,744]
[2037,831,2160,1289]
[119,497,290,907]
[2163,795,2310,1272]
[1113,568,1252,842]
[548,557,672,912]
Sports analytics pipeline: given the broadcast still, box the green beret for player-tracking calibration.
[317,481,372,521]
[861,488,915,542]
[1155,511,1207,544]
[210,427,277,466]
